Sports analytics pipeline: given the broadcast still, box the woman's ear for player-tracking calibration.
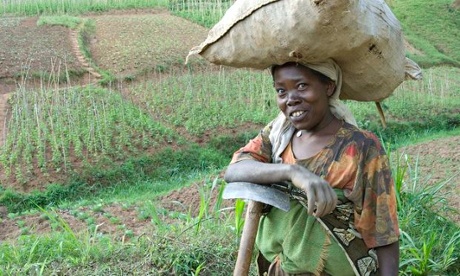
[326,82,336,97]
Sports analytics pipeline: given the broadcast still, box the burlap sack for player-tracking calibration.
[186,0,422,102]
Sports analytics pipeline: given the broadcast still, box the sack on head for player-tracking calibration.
[186,0,422,102]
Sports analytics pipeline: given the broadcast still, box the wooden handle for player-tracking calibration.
[234,200,264,276]
[375,101,387,129]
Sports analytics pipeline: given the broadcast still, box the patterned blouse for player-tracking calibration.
[230,120,400,274]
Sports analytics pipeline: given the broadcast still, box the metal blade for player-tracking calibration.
[222,182,290,212]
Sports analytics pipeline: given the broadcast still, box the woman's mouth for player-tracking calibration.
[290,110,306,119]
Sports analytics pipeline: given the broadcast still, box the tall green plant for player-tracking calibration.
[234,199,246,238]
[391,153,460,275]
[0,83,175,184]
[0,0,169,16]
[169,0,232,27]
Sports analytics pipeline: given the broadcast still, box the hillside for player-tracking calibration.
[391,0,460,67]
[0,0,458,223]
[0,0,458,192]
[0,0,458,215]
[0,1,459,275]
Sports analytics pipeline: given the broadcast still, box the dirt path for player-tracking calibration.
[68,22,101,80]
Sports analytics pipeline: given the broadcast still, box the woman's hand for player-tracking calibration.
[290,165,337,217]
[224,161,337,217]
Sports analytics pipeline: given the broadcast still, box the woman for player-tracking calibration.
[224,59,400,276]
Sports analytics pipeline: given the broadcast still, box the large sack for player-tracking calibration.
[186,0,422,102]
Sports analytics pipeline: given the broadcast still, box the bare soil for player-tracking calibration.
[0,17,79,79]
[0,10,458,243]
[88,9,208,79]
[453,0,460,9]
[398,136,460,222]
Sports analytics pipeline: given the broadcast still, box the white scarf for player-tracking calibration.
[302,59,358,126]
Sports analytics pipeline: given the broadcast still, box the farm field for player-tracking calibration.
[0,1,459,275]
[0,17,79,79]
[88,10,208,78]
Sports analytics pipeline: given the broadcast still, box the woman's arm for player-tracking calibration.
[376,241,399,276]
[224,160,337,217]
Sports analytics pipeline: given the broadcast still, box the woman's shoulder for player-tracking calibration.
[339,122,384,150]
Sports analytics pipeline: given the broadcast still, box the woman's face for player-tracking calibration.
[273,63,335,131]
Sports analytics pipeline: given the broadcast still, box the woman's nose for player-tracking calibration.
[286,91,301,106]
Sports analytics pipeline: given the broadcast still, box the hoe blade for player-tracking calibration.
[223,182,290,212]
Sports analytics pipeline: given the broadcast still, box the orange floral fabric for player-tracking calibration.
[230,122,399,248]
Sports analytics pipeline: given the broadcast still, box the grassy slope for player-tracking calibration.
[390,0,460,67]
[0,1,460,275]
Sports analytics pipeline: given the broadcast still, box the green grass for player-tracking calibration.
[391,150,460,275]
[1,157,459,275]
[0,221,239,275]
[348,66,460,147]
[169,0,233,28]
[37,15,82,29]
[0,176,243,275]
[390,0,460,67]
[0,143,231,213]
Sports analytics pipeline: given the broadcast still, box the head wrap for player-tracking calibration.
[302,59,358,126]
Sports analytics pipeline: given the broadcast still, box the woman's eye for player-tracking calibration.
[275,88,285,94]
[298,83,307,90]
